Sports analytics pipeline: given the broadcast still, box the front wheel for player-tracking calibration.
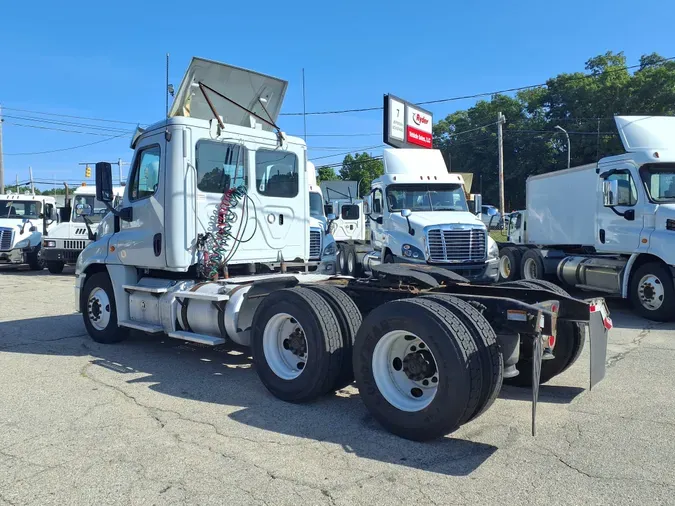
[27,247,45,271]
[630,262,675,322]
[47,261,65,274]
[81,272,129,344]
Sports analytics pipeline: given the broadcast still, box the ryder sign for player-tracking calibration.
[383,94,433,149]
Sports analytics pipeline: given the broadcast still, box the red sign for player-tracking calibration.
[406,126,433,148]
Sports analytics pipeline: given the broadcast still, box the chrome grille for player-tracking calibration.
[64,240,87,250]
[0,228,13,251]
[426,228,486,262]
[309,229,322,259]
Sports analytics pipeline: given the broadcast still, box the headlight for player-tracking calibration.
[402,243,425,260]
[488,237,499,259]
[43,240,56,248]
[323,242,337,256]
[15,238,30,249]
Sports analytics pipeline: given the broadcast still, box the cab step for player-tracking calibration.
[119,320,164,333]
[168,331,226,346]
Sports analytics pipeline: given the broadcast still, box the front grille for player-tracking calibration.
[309,229,322,259]
[64,240,87,250]
[427,228,487,262]
[0,228,13,251]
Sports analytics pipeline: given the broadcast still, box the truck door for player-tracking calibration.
[597,168,643,252]
[111,134,166,268]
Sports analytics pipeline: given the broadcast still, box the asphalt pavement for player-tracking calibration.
[1,265,674,505]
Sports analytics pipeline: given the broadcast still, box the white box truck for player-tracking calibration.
[499,115,675,321]
[73,56,611,441]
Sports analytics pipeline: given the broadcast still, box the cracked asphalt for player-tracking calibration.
[1,266,675,505]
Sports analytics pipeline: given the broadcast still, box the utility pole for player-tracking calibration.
[28,166,35,195]
[302,68,307,142]
[497,112,506,230]
[0,104,4,194]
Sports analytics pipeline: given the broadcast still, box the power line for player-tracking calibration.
[0,106,144,126]
[3,121,131,137]
[4,132,128,156]
[309,144,386,161]
[281,57,675,116]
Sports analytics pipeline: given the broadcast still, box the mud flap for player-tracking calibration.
[589,308,609,391]
[531,333,543,436]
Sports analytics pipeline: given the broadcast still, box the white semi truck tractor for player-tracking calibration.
[0,191,59,270]
[74,56,612,441]
[330,148,500,282]
[42,185,124,273]
[498,115,675,321]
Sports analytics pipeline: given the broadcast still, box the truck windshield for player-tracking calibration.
[309,192,324,218]
[71,195,111,223]
[639,164,675,203]
[386,184,468,212]
[0,200,40,219]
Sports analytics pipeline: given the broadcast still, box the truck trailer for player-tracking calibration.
[499,115,675,321]
[74,56,611,441]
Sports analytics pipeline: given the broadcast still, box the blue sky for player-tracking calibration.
[2,0,674,189]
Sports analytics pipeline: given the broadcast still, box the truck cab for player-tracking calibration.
[365,148,499,282]
[0,191,59,270]
[306,161,337,268]
[42,185,123,274]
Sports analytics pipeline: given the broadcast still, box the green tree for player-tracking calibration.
[339,152,384,196]
[316,166,339,183]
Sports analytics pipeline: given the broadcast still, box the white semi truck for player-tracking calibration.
[74,56,612,441]
[498,115,675,321]
[0,191,59,270]
[328,149,500,282]
[42,185,124,273]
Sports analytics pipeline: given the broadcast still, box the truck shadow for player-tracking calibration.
[0,313,498,476]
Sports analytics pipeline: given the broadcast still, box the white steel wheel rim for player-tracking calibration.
[523,257,537,279]
[638,274,665,311]
[499,255,511,278]
[263,312,308,380]
[338,250,346,271]
[87,287,111,331]
[372,331,439,412]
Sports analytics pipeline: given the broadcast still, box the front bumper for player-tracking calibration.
[396,256,500,283]
[74,273,85,313]
[42,247,82,264]
[0,248,25,264]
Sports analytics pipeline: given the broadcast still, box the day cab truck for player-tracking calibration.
[331,148,501,283]
[306,161,337,268]
[42,184,124,273]
[0,191,59,270]
[74,56,612,441]
[498,115,675,321]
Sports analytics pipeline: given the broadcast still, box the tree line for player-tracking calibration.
[317,51,675,210]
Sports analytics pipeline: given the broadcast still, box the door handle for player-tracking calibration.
[279,214,284,225]
[153,233,162,257]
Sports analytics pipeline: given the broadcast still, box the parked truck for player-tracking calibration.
[498,115,675,321]
[42,185,124,273]
[329,148,500,282]
[74,56,611,441]
[0,191,59,270]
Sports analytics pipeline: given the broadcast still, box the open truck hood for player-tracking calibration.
[615,115,675,152]
[169,57,288,132]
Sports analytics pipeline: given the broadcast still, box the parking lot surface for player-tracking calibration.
[1,266,675,505]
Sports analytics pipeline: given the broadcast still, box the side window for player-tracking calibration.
[255,150,298,198]
[196,141,247,193]
[607,172,638,206]
[341,204,360,220]
[372,189,383,214]
[129,145,161,202]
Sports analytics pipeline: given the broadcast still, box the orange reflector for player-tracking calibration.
[110,246,115,252]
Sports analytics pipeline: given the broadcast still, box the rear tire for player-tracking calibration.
[345,245,360,277]
[498,247,522,282]
[520,249,545,281]
[501,280,585,386]
[337,244,347,274]
[47,261,65,274]
[353,298,481,441]
[629,262,675,322]
[251,287,343,403]
[81,272,129,344]
[306,285,362,390]
[421,294,503,422]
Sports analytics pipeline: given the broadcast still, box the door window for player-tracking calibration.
[129,145,161,202]
[196,141,247,193]
[255,150,298,198]
[606,172,638,206]
[372,189,383,214]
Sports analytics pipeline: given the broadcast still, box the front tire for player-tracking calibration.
[27,247,45,271]
[630,262,675,322]
[47,261,65,274]
[81,272,129,344]
[499,247,522,282]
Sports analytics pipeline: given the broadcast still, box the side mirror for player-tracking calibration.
[473,194,482,216]
[400,209,412,218]
[401,209,414,236]
[95,161,114,203]
[603,179,620,207]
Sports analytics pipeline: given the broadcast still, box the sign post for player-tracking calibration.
[383,94,433,149]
